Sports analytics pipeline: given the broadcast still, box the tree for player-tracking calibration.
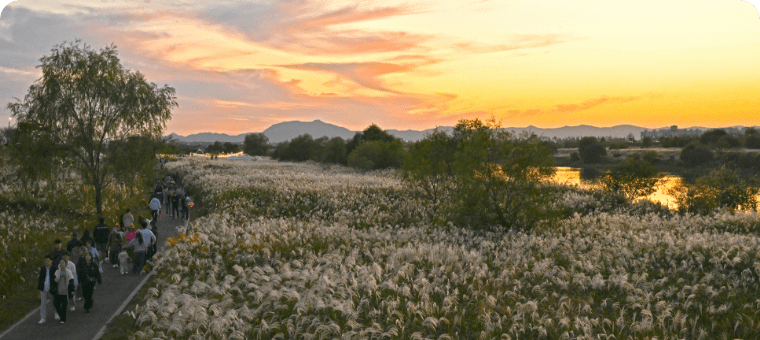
[7,41,176,217]
[345,124,406,170]
[322,137,347,164]
[642,136,653,148]
[403,118,556,230]
[206,141,224,156]
[578,136,606,163]
[700,129,727,145]
[717,135,740,149]
[273,134,324,162]
[243,133,270,156]
[347,139,405,170]
[599,156,661,201]
[222,142,240,154]
[402,129,456,209]
[668,166,759,214]
[680,141,713,167]
[744,128,760,149]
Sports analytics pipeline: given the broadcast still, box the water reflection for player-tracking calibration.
[551,167,680,208]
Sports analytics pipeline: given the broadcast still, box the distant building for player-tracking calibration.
[640,126,703,139]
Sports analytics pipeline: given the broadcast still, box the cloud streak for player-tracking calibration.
[506,96,641,118]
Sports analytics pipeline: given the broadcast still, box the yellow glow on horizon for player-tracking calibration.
[7,0,760,134]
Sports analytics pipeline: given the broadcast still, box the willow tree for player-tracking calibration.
[7,41,177,217]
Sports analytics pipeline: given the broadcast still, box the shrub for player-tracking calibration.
[578,137,606,163]
[680,142,713,167]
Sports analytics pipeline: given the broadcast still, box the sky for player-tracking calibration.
[1,0,759,135]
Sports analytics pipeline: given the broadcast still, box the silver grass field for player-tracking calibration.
[128,158,760,340]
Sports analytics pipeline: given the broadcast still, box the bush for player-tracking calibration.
[347,139,405,170]
[680,142,713,167]
[403,118,556,230]
[578,137,606,163]
[598,157,661,201]
[668,165,759,214]
[321,137,348,165]
[243,133,270,156]
[717,135,740,149]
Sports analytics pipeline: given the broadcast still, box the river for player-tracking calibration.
[551,167,683,209]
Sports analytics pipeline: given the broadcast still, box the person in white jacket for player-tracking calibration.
[53,259,75,323]
[149,197,161,221]
[62,252,78,311]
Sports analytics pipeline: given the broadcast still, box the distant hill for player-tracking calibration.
[262,119,355,143]
[167,121,758,144]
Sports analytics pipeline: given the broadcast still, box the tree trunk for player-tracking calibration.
[94,180,103,218]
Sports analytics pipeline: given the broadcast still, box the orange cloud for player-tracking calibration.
[506,96,641,118]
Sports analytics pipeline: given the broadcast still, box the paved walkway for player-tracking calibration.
[0,211,187,340]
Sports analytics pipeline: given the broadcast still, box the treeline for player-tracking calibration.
[242,121,759,227]
[243,124,406,170]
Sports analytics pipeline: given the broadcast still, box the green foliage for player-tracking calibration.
[642,136,653,148]
[578,136,606,163]
[668,165,759,214]
[642,150,658,163]
[659,136,697,148]
[322,137,348,165]
[717,135,740,149]
[700,129,727,145]
[273,134,324,162]
[6,41,176,217]
[347,139,405,170]
[344,124,406,170]
[745,129,760,149]
[569,152,580,162]
[206,141,240,155]
[403,118,556,230]
[402,129,455,209]
[243,133,270,156]
[599,156,661,201]
[680,141,713,167]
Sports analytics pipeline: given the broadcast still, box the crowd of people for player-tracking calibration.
[36,178,192,325]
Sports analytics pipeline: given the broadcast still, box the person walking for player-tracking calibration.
[74,247,88,302]
[162,185,169,215]
[62,252,78,311]
[171,189,180,219]
[66,232,81,254]
[123,232,148,275]
[108,228,124,267]
[93,217,110,261]
[53,259,75,323]
[37,255,56,324]
[140,221,157,261]
[80,229,93,249]
[78,252,102,313]
[121,209,134,232]
[50,239,66,265]
[165,185,174,215]
[149,196,161,222]
[124,226,136,260]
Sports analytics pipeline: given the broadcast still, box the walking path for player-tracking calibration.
[0,211,186,340]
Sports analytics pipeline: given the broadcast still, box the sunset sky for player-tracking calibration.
[1,0,759,135]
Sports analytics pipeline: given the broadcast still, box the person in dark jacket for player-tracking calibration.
[66,231,82,254]
[37,255,56,323]
[78,252,102,313]
[93,217,110,260]
[108,229,123,267]
[50,239,66,265]
[80,229,93,249]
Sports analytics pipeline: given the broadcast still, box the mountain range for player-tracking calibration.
[167,120,755,144]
